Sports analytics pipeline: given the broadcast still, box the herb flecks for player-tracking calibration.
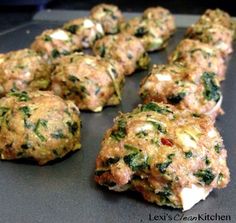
[201,72,221,102]
[33,119,48,142]
[194,168,215,185]
[110,119,127,141]
[141,102,172,114]
[156,153,175,173]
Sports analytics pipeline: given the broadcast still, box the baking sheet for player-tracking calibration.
[0,11,235,223]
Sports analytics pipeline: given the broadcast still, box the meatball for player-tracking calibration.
[168,39,226,81]
[120,16,173,52]
[198,9,235,33]
[63,17,104,48]
[0,90,81,165]
[139,64,223,119]
[93,33,150,75]
[185,23,234,56]
[90,3,124,34]
[51,53,125,112]
[143,6,176,35]
[95,102,230,211]
[0,49,51,96]
[31,29,81,60]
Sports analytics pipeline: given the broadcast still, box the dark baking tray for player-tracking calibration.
[0,11,235,223]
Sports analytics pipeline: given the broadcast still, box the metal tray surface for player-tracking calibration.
[0,15,235,223]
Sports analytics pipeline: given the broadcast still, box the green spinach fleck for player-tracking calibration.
[33,119,48,142]
[141,102,172,114]
[66,25,78,34]
[110,119,127,141]
[201,72,221,102]
[184,151,193,158]
[51,129,65,139]
[156,153,175,173]
[66,121,78,135]
[9,89,30,102]
[194,168,215,185]
[167,92,186,104]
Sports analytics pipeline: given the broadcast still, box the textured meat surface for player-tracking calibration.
[90,3,124,34]
[0,90,81,165]
[51,53,125,112]
[0,48,51,95]
[95,102,230,209]
[93,33,150,75]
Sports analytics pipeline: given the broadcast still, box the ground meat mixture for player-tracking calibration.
[63,17,104,48]
[31,28,81,60]
[90,3,124,34]
[0,48,51,96]
[0,90,81,165]
[93,33,150,75]
[168,39,226,81]
[139,63,223,119]
[51,53,125,112]
[95,102,230,211]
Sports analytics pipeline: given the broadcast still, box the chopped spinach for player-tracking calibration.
[156,153,175,173]
[66,121,78,135]
[51,49,60,58]
[68,75,79,83]
[99,45,106,57]
[0,107,9,117]
[194,168,215,185]
[19,106,31,117]
[156,186,172,203]
[44,35,52,42]
[21,142,31,150]
[66,25,78,34]
[134,27,148,37]
[148,121,167,134]
[140,102,172,114]
[136,131,148,138]
[105,157,120,166]
[201,72,221,102]
[51,129,65,139]
[167,92,186,104]
[9,89,30,102]
[214,144,222,153]
[124,144,139,153]
[110,119,127,141]
[184,151,193,158]
[33,119,48,142]
[123,152,149,171]
[205,156,211,165]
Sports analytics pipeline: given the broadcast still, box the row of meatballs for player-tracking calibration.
[0,5,175,163]
[140,8,236,119]
[0,4,176,112]
[94,8,235,211]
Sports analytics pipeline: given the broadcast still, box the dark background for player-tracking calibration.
[0,0,236,32]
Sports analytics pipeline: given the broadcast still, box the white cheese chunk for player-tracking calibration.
[180,184,211,211]
[155,74,172,81]
[96,23,104,34]
[217,42,229,51]
[83,19,95,28]
[135,123,155,133]
[50,30,69,41]
[177,131,197,149]
[207,129,217,138]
